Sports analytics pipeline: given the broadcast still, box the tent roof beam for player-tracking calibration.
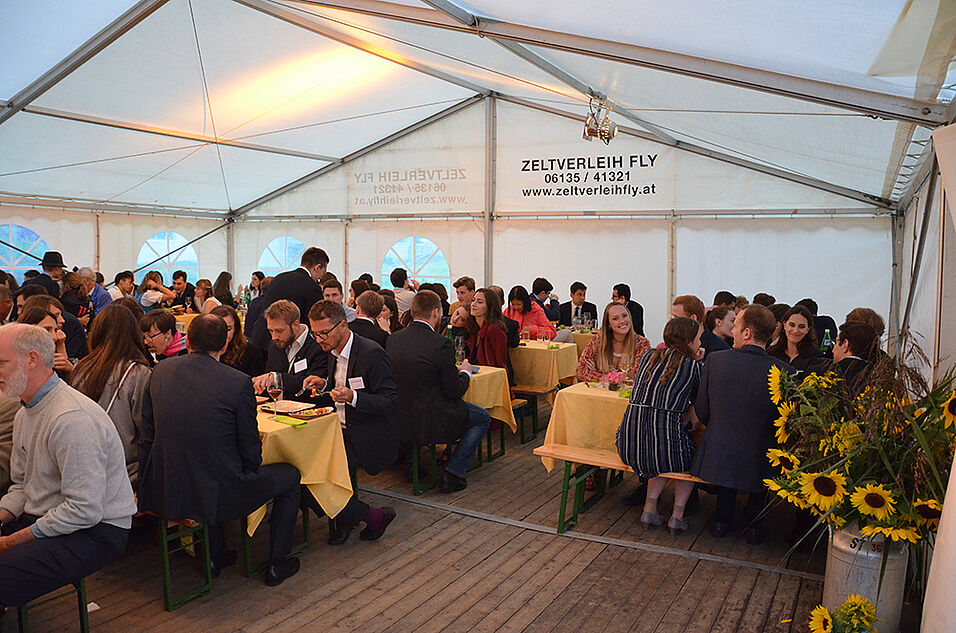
[498,95,891,210]
[231,94,484,218]
[0,193,229,219]
[0,0,170,128]
[21,105,338,162]
[422,0,678,145]
[299,0,949,127]
[233,0,489,96]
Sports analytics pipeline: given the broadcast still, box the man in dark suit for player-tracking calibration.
[349,290,388,348]
[690,304,792,544]
[830,321,878,393]
[21,251,64,298]
[169,270,195,310]
[386,291,491,493]
[138,314,302,586]
[559,281,598,327]
[300,300,398,545]
[252,300,329,398]
[612,283,644,336]
[251,247,328,349]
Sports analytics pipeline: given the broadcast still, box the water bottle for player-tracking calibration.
[820,329,833,353]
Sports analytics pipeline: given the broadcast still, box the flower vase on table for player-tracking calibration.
[762,339,955,633]
[605,371,626,391]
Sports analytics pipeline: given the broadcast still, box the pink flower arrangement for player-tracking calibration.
[605,371,626,390]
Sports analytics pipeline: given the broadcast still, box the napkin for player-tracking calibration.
[274,415,308,428]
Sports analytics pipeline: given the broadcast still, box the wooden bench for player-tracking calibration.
[512,386,555,443]
[533,444,706,533]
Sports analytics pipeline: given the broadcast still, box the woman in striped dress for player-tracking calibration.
[617,317,704,535]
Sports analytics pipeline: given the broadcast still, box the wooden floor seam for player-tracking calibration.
[359,485,825,583]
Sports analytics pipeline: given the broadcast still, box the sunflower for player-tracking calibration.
[850,483,896,521]
[767,449,800,472]
[943,391,956,429]
[809,505,847,528]
[763,478,782,493]
[834,421,863,455]
[840,594,877,631]
[768,365,784,405]
[808,605,833,633]
[775,485,810,510]
[800,471,847,511]
[861,523,920,543]
[913,498,943,529]
[774,401,794,444]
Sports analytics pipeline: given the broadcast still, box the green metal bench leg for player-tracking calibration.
[486,421,505,461]
[158,519,212,612]
[16,578,89,633]
[519,398,538,444]
[412,444,438,495]
[556,462,603,534]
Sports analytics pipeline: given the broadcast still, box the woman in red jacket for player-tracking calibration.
[465,288,509,370]
[503,285,557,340]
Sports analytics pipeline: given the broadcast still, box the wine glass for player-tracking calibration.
[267,373,283,420]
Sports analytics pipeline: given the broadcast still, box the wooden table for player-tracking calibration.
[509,341,578,391]
[540,381,629,472]
[246,405,353,534]
[463,365,516,432]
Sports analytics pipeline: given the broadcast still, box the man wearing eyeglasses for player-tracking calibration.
[251,300,328,399]
[299,300,398,546]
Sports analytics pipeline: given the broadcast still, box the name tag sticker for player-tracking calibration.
[293,359,307,373]
[348,377,365,390]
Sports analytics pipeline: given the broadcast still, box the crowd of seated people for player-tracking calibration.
[0,248,890,612]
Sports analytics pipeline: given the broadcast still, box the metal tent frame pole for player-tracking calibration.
[900,158,939,336]
[483,95,496,286]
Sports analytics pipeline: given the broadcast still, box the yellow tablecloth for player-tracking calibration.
[246,406,353,535]
[463,366,516,432]
[540,381,629,472]
[572,332,595,358]
[174,313,199,333]
[509,341,578,390]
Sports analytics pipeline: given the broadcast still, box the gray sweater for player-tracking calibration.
[0,378,137,537]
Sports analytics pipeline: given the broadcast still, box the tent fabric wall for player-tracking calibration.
[675,217,893,338]
[233,220,346,287]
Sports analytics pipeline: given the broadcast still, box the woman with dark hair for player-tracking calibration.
[210,305,265,376]
[503,285,556,339]
[60,271,93,326]
[767,303,791,347]
[577,302,651,382]
[212,271,236,307]
[72,305,152,483]
[136,270,176,312]
[768,305,824,373]
[249,271,265,299]
[18,306,75,379]
[704,306,735,346]
[464,289,509,371]
[113,296,146,322]
[378,292,402,334]
[0,270,18,291]
[617,317,704,534]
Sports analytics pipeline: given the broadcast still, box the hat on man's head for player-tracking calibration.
[39,251,65,268]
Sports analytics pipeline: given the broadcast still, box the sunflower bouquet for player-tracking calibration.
[808,594,878,633]
[762,343,956,549]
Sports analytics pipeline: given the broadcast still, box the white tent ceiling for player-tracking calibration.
[1,0,954,216]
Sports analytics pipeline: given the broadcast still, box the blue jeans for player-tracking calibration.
[445,402,491,478]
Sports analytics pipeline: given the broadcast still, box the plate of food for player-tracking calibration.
[260,401,314,414]
[286,406,335,420]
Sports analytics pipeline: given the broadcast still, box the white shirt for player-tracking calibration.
[108,287,127,301]
[345,305,357,323]
[394,288,416,315]
[330,330,359,427]
[286,325,310,368]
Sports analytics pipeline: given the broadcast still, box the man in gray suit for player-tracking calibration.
[691,304,791,544]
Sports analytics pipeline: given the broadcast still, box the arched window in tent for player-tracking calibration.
[135,231,199,285]
[257,236,307,276]
[380,236,451,296]
[0,224,49,284]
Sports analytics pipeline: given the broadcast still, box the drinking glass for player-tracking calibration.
[267,373,283,420]
[521,326,530,341]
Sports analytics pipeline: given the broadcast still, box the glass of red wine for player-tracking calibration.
[267,373,283,420]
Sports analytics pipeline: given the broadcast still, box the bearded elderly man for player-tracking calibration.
[0,323,136,608]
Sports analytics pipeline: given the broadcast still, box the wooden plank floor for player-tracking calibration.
[14,399,825,633]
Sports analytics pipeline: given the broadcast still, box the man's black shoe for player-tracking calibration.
[709,521,733,538]
[328,519,353,545]
[439,470,467,493]
[744,526,764,545]
[209,549,237,579]
[359,507,397,541]
[264,557,300,586]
